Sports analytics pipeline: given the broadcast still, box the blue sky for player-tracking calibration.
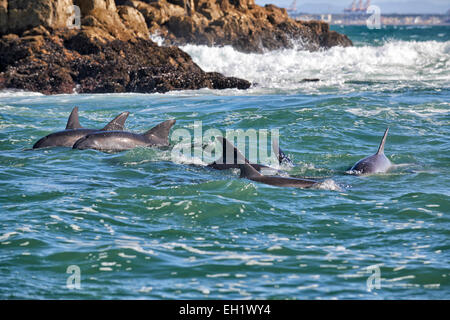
[254,0,449,14]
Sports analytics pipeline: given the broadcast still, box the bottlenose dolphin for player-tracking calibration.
[207,136,270,171]
[239,163,318,188]
[33,107,129,149]
[349,128,392,175]
[271,137,293,166]
[72,119,176,152]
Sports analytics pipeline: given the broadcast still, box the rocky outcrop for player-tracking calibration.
[0,0,73,35]
[0,28,250,94]
[130,0,353,53]
[0,0,8,35]
[0,0,353,94]
[0,0,250,94]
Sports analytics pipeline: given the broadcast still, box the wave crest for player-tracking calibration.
[179,40,450,93]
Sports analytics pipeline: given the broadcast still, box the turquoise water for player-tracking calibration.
[0,26,449,299]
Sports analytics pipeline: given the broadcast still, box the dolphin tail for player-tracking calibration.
[239,163,263,179]
[376,127,389,155]
[65,107,82,130]
[101,112,130,131]
[215,136,250,165]
[143,119,176,145]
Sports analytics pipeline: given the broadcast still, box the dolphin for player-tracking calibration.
[72,119,176,152]
[271,137,293,166]
[349,128,392,175]
[33,107,130,149]
[207,136,270,171]
[239,163,318,188]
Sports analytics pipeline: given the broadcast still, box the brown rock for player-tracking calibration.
[0,0,7,34]
[196,0,222,21]
[0,0,252,95]
[75,0,116,16]
[0,0,353,95]
[22,25,52,37]
[117,5,149,39]
[133,0,352,53]
[3,0,73,35]
[0,29,250,94]
[130,0,186,34]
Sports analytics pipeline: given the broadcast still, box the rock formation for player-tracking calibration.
[0,31,250,94]
[0,0,352,95]
[129,0,353,52]
[0,0,250,94]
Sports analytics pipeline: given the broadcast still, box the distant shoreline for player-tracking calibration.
[293,13,450,26]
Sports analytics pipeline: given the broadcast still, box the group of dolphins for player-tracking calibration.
[32,107,393,189]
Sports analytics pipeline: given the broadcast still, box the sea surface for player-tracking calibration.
[0,25,449,299]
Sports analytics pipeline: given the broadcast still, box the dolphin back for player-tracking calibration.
[239,163,317,188]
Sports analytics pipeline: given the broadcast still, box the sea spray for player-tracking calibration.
[179,40,450,94]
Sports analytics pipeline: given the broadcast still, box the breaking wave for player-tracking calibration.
[180,40,450,94]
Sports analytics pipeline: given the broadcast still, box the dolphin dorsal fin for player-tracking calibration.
[240,163,263,179]
[216,136,250,165]
[271,137,281,164]
[101,112,130,131]
[66,107,82,129]
[376,127,389,155]
[143,119,176,144]
[271,137,292,165]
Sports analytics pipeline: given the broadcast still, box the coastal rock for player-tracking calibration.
[76,0,138,41]
[1,0,73,35]
[0,28,250,94]
[0,0,250,94]
[76,0,117,15]
[0,0,353,95]
[130,0,353,53]
[0,0,7,34]
[117,5,150,39]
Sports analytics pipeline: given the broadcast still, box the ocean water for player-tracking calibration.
[0,25,449,299]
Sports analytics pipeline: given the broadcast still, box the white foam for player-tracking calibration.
[1,39,448,98]
[0,232,18,241]
[0,90,44,98]
[150,34,165,46]
[312,179,343,191]
[180,40,450,94]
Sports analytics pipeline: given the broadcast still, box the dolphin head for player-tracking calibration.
[33,136,51,149]
[72,135,98,150]
[33,129,95,149]
[350,154,392,175]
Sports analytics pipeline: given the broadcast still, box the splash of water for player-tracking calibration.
[179,40,450,94]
